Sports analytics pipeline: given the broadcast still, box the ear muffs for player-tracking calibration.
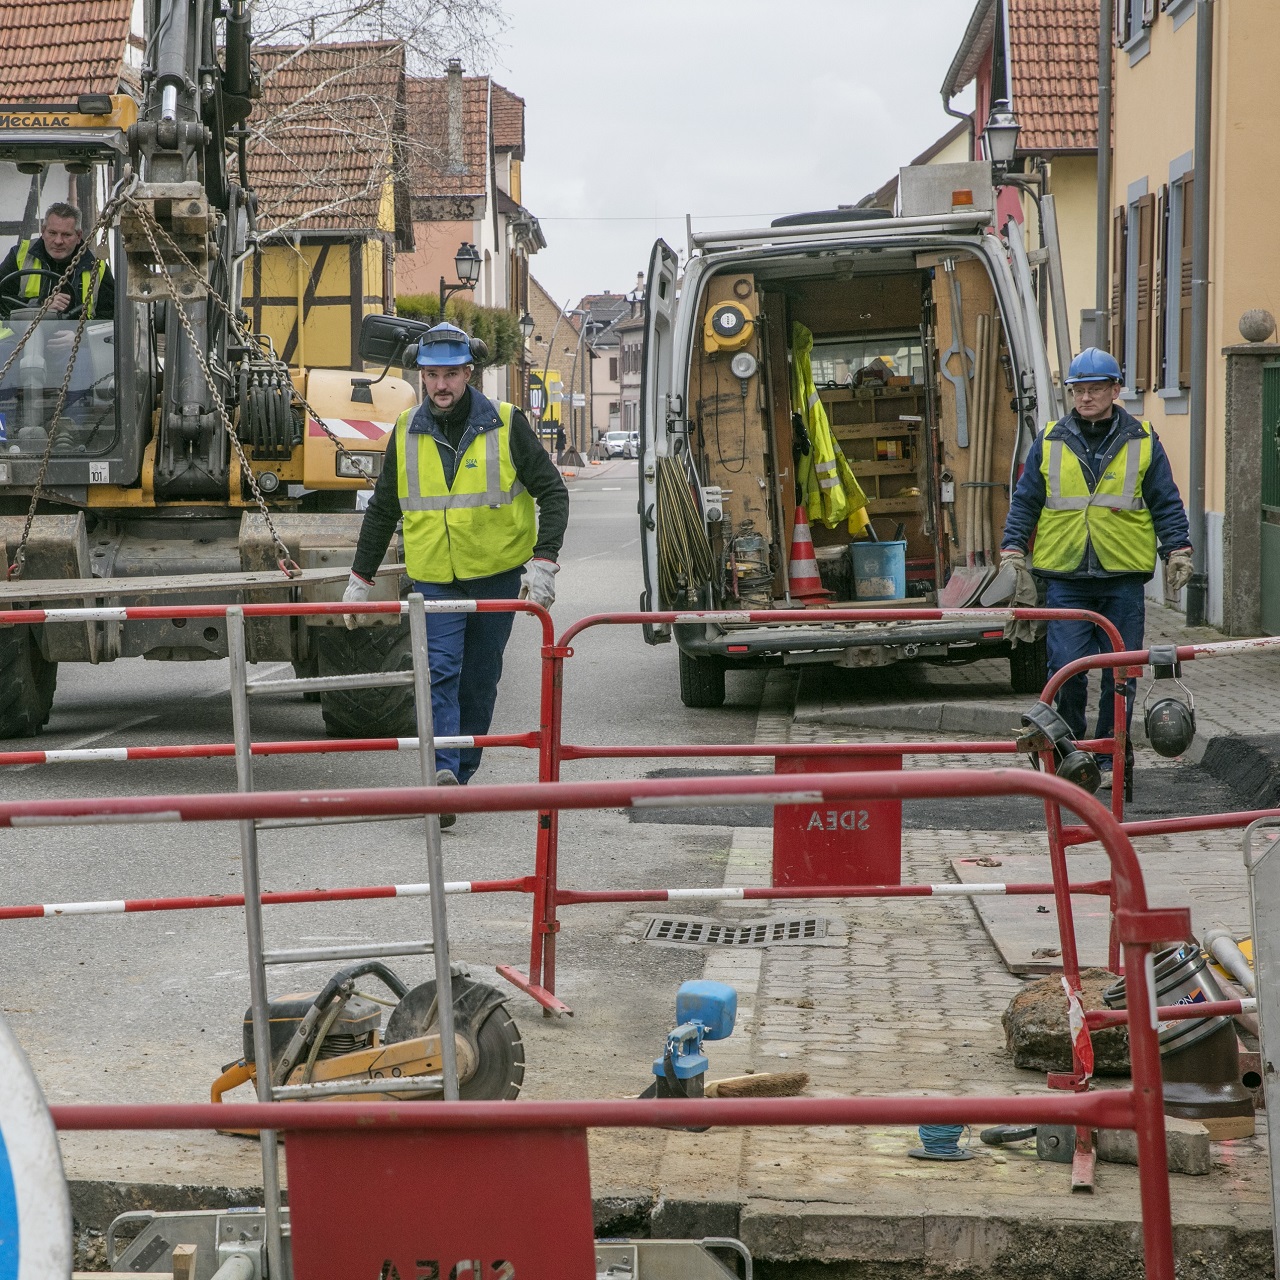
[468,337,490,363]
[1142,645,1196,759]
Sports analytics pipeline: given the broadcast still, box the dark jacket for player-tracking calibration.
[352,387,569,582]
[1000,404,1191,580]
[0,237,115,319]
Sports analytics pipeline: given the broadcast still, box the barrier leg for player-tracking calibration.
[407,594,459,1100]
[226,609,288,1280]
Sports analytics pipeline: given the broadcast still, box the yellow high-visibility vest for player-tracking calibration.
[790,322,869,534]
[13,240,103,317]
[1032,420,1157,574]
[395,401,537,583]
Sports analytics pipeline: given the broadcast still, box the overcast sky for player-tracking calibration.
[489,0,977,309]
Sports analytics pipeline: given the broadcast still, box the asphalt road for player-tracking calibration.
[0,457,767,1186]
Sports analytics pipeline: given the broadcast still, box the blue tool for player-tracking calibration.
[641,981,737,1101]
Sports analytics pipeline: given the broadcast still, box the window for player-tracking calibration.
[1117,0,1154,63]
[609,356,618,382]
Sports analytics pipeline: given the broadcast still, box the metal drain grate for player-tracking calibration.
[643,915,828,948]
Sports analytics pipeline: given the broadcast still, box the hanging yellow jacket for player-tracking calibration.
[790,322,869,534]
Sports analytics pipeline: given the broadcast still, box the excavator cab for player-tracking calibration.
[0,100,146,495]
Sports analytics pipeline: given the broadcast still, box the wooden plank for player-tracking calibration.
[762,289,796,596]
[865,496,924,514]
[830,422,921,441]
[171,1244,197,1280]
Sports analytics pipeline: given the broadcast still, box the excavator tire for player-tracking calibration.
[314,622,417,738]
[0,624,56,739]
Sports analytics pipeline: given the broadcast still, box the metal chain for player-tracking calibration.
[5,189,133,579]
[141,216,378,483]
[125,197,300,576]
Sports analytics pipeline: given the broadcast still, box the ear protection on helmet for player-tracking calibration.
[1016,700,1102,793]
[1142,645,1196,759]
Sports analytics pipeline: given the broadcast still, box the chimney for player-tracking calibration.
[446,58,465,175]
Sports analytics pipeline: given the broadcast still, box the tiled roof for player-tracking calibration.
[943,0,1098,155]
[491,83,525,159]
[247,41,406,234]
[406,73,490,200]
[1007,0,1098,153]
[0,0,131,100]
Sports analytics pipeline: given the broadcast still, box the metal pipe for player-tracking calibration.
[1202,927,1255,995]
[209,1255,256,1280]
[225,609,286,1280]
[407,593,459,1100]
[1186,0,1215,626]
[1095,0,1114,349]
[690,211,991,247]
[942,93,975,163]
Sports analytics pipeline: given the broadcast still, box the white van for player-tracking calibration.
[637,162,1070,707]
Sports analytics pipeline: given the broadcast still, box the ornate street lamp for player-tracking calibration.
[440,241,481,315]
[983,98,1021,173]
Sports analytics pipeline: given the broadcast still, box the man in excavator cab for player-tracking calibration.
[0,201,114,430]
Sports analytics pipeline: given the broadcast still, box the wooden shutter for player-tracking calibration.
[1116,0,1132,44]
[1110,206,1127,370]
[1142,0,1156,24]
[1133,194,1155,392]
[1153,185,1168,391]
[1179,174,1194,387]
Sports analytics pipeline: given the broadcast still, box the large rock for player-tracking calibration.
[1002,968,1130,1076]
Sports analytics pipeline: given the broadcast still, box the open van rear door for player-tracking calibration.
[638,238,680,643]
[1005,216,1064,426]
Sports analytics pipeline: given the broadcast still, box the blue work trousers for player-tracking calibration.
[1043,577,1147,751]
[412,566,523,784]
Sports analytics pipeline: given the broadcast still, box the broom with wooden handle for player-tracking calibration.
[705,1071,809,1098]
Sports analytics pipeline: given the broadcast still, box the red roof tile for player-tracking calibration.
[247,41,406,234]
[945,0,1099,155]
[491,83,524,159]
[0,0,131,100]
[1008,0,1098,153]
[406,73,489,200]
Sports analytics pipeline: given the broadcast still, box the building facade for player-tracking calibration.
[1108,0,1280,629]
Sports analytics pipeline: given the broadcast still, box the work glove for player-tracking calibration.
[1000,548,1042,646]
[519,558,558,609]
[1166,547,1194,594]
[342,570,375,630]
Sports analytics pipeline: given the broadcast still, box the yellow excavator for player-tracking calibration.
[0,0,419,738]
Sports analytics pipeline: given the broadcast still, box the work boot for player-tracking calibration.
[435,768,459,829]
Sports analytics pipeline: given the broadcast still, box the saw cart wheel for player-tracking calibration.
[0,624,56,739]
[314,621,417,738]
[384,976,525,1101]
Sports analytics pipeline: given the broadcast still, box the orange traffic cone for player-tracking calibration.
[787,505,830,603]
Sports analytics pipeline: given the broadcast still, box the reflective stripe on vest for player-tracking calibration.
[14,240,102,315]
[395,401,537,583]
[1032,420,1157,574]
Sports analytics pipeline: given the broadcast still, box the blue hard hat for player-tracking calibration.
[416,321,474,368]
[1066,347,1122,384]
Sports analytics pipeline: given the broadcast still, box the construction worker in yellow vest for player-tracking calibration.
[0,202,115,332]
[344,322,568,825]
[1000,348,1193,794]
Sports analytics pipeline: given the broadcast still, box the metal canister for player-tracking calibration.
[1102,942,1230,1055]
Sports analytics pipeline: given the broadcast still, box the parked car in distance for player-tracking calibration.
[625,431,640,458]
[604,430,629,458]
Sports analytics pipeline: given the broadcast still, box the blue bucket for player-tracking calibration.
[850,539,907,601]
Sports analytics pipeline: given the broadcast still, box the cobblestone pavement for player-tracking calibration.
[636,644,1278,1262]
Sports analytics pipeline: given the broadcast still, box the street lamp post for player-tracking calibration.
[440,241,481,317]
[518,309,534,414]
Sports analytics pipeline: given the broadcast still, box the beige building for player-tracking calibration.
[1107,0,1280,630]
[526,275,592,450]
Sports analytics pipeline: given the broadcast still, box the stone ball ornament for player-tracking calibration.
[0,1012,72,1277]
[1239,309,1276,343]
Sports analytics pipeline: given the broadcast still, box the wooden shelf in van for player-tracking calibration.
[832,422,920,441]
[851,458,917,476]
[817,387,923,405]
[864,496,922,514]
